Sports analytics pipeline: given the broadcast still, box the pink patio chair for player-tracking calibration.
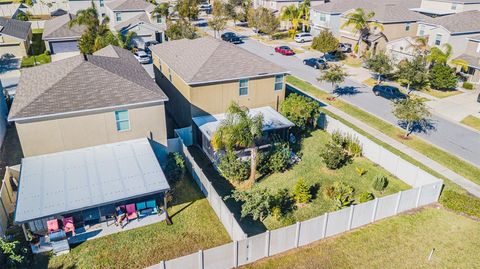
[47,219,59,233]
[62,217,75,236]
[126,204,138,222]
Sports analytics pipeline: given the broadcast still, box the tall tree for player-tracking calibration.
[225,0,244,26]
[340,8,383,56]
[208,0,227,38]
[318,64,348,90]
[409,36,429,56]
[392,98,431,137]
[211,102,264,185]
[175,0,200,21]
[297,0,310,32]
[429,63,457,90]
[247,7,279,37]
[311,30,338,54]
[165,19,197,40]
[152,2,170,21]
[395,55,429,92]
[280,5,300,38]
[426,43,468,71]
[364,50,393,84]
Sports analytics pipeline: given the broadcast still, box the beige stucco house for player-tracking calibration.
[8,45,169,157]
[411,0,480,17]
[0,17,32,58]
[455,35,480,83]
[150,37,289,129]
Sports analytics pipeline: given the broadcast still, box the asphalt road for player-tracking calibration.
[206,28,480,167]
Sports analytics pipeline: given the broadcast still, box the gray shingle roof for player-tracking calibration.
[43,13,85,40]
[312,0,426,22]
[455,53,480,68]
[423,11,480,34]
[150,37,288,85]
[9,46,168,121]
[0,17,31,40]
[106,0,155,12]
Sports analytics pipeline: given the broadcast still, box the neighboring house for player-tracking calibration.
[254,0,324,13]
[310,0,426,54]
[42,13,85,54]
[0,17,32,58]
[417,10,480,58]
[105,0,165,48]
[150,37,289,129]
[386,36,418,62]
[455,35,480,83]
[9,45,169,157]
[411,0,480,17]
[68,0,113,18]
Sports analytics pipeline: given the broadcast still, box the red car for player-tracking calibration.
[275,46,295,55]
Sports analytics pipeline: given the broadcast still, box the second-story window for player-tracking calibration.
[116,13,122,22]
[435,34,442,46]
[239,79,249,96]
[405,23,410,31]
[156,16,163,23]
[168,68,172,82]
[274,75,283,91]
[418,25,424,36]
[319,13,326,22]
[451,3,457,10]
[115,110,130,131]
[99,0,104,7]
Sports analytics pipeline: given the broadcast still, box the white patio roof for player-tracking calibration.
[192,106,295,140]
[14,138,170,223]
[410,8,455,15]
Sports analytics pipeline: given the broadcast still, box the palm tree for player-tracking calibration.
[298,0,310,32]
[280,5,301,38]
[152,2,170,21]
[409,36,429,56]
[211,102,264,185]
[341,8,383,56]
[318,64,349,91]
[427,43,468,71]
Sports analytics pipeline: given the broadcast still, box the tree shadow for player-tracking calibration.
[398,118,437,135]
[333,86,362,97]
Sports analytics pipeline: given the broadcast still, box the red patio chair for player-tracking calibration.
[47,219,59,233]
[62,217,75,236]
[126,204,138,221]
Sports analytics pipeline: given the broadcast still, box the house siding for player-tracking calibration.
[0,31,31,58]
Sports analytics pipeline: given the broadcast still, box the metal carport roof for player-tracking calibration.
[14,138,170,224]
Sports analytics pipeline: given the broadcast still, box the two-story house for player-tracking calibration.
[0,17,32,58]
[42,13,85,55]
[455,35,480,83]
[105,0,166,47]
[254,0,324,14]
[417,10,480,58]
[68,0,113,18]
[411,0,480,17]
[310,0,426,54]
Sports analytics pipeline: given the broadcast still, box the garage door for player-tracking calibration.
[49,41,79,54]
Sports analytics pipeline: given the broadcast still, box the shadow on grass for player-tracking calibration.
[187,146,267,236]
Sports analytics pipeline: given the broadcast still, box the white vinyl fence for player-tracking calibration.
[149,113,443,269]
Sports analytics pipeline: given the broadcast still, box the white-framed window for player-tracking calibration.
[115,110,130,131]
[115,13,122,22]
[239,79,249,96]
[451,3,457,10]
[274,75,283,91]
[99,0,104,7]
[156,16,163,23]
[405,23,410,31]
[418,25,424,36]
[476,43,480,53]
[319,12,326,22]
[434,34,442,46]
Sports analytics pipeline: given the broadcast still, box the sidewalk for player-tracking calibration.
[294,86,480,198]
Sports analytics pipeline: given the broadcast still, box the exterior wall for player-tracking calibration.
[310,11,341,37]
[464,39,480,56]
[109,10,145,28]
[420,0,480,13]
[386,38,416,63]
[69,0,111,17]
[382,22,418,41]
[16,104,168,157]
[0,33,30,58]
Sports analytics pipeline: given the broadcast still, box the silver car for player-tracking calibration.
[134,50,150,64]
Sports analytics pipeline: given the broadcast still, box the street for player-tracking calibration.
[204,26,480,167]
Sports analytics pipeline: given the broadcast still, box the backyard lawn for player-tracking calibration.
[34,173,231,269]
[243,207,480,268]
[256,130,410,230]
[21,31,51,68]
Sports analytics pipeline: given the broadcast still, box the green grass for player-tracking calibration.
[342,56,362,68]
[32,29,44,34]
[420,88,462,98]
[38,174,231,269]
[286,76,480,188]
[21,54,51,68]
[257,130,410,230]
[362,77,377,87]
[244,207,480,269]
[460,115,480,131]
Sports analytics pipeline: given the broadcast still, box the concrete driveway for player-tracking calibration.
[427,89,480,122]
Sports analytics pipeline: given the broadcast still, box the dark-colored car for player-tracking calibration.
[144,41,159,54]
[221,32,237,42]
[372,85,408,100]
[229,36,243,44]
[275,46,295,56]
[303,58,328,69]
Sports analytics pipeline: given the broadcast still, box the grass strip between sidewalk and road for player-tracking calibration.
[460,115,480,131]
[286,75,480,189]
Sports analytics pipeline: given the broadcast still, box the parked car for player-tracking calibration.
[275,46,295,55]
[221,32,242,44]
[199,3,211,12]
[321,52,338,62]
[338,43,352,53]
[372,85,408,100]
[134,50,150,64]
[303,58,328,69]
[229,36,243,44]
[294,32,313,43]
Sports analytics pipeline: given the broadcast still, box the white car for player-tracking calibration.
[294,33,313,43]
[134,50,150,64]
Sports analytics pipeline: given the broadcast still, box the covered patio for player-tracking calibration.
[13,138,171,255]
[192,106,295,162]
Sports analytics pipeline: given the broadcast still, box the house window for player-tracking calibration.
[115,110,130,131]
[451,3,457,10]
[418,25,424,36]
[115,13,122,22]
[168,68,172,81]
[156,16,163,23]
[319,12,326,22]
[239,79,249,96]
[434,34,442,46]
[476,43,480,53]
[405,23,410,31]
[99,0,104,7]
[274,75,283,91]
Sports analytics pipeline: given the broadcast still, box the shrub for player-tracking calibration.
[331,131,347,148]
[280,93,321,129]
[293,178,312,204]
[330,182,355,209]
[268,142,291,173]
[440,190,480,218]
[44,50,51,56]
[164,152,185,183]
[217,150,250,183]
[355,167,367,177]
[271,189,296,220]
[227,188,273,220]
[320,141,348,169]
[271,31,289,40]
[322,185,336,199]
[256,151,271,175]
[462,82,474,90]
[372,175,389,192]
[429,64,457,90]
[333,193,354,209]
[358,192,375,203]
[346,136,362,157]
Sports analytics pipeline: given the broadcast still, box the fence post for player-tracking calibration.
[322,213,328,238]
[347,205,354,230]
[415,185,423,207]
[159,261,166,269]
[394,191,402,214]
[198,250,204,269]
[294,222,301,248]
[233,240,238,268]
[264,231,271,257]
[230,213,234,239]
[371,198,379,223]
